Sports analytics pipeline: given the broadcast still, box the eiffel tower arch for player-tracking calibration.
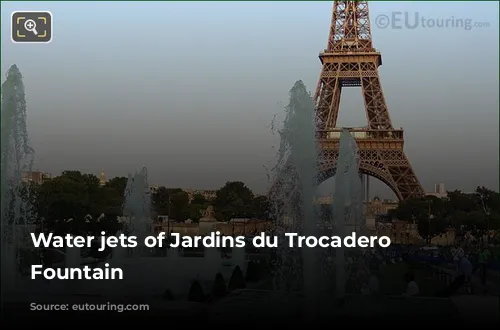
[271,1,424,201]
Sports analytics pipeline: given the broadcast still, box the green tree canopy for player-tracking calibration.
[36,172,127,235]
[390,186,500,240]
[214,181,255,221]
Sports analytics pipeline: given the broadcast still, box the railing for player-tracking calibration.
[319,48,381,56]
[317,128,404,140]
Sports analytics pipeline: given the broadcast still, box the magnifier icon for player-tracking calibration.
[24,19,38,35]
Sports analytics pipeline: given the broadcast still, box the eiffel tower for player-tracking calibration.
[315,1,424,201]
[272,1,424,201]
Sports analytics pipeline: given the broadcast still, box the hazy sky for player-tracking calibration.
[1,1,498,197]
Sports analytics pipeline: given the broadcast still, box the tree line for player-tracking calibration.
[23,170,270,235]
[17,170,500,242]
[388,186,500,243]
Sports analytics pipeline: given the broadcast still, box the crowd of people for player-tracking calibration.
[347,243,495,298]
[450,243,493,293]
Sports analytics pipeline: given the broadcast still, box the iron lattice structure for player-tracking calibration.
[273,1,424,201]
[316,1,424,200]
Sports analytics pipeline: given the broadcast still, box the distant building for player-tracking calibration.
[315,195,397,210]
[153,217,271,236]
[369,196,398,211]
[427,183,447,198]
[21,171,51,184]
[157,215,169,222]
[435,183,445,194]
[99,169,107,186]
[315,195,398,228]
[185,189,217,202]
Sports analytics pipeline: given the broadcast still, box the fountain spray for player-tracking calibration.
[331,129,363,302]
[122,166,151,255]
[1,65,36,294]
[270,80,320,318]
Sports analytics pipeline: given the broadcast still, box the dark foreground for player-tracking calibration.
[2,289,488,326]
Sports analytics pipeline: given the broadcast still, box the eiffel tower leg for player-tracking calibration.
[378,149,424,201]
[361,75,392,130]
[315,71,342,136]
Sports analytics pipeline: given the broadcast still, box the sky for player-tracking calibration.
[1,1,499,198]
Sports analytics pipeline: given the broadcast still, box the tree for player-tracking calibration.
[106,176,128,196]
[37,171,98,221]
[35,171,125,235]
[475,186,500,230]
[96,176,127,218]
[215,181,254,221]
[417,215,448,245]
[252,195,270,219]
[151,186,170,216]
[393,196,449,244]
[170,191,189,221]
[191,193,207,205]
[187,203,205,222]
[389,196,429,223]
[186,193,209,222]
[151,186,190,221]
[464,210,488,231]
[446,190,477,214]
[391,187,500,241]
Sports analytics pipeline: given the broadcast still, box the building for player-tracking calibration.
[315,195,398,213]
[426,183,447,198]
[21,171,51,184]
[153,218,271,236]
[314,195,398,228]
[435,183,445,194]
[99,170,107,186]
[185,189,217,202]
